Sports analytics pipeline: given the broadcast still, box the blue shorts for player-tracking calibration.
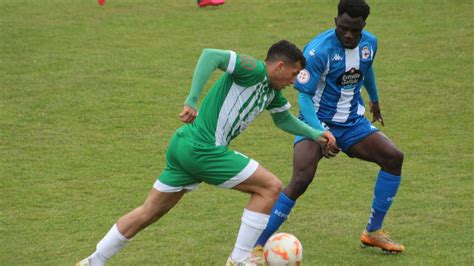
[294,117,379,153]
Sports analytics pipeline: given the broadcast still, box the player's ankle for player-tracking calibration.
[366,227,382,233]
[90,252,107,266]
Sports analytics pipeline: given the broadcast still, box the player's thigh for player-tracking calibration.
[293,139,324,178]
[233,165,282,195]
[326,118,378,153]
[143,187,186,214]
[348,131,401,164]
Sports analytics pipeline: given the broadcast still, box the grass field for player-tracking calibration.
[1,0,473,265]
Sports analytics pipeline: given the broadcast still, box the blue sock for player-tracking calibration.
[366,170,401,232]
[367,208,386,232]
[255,192,295,247]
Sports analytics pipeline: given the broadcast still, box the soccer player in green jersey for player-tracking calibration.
[76,40,336,266]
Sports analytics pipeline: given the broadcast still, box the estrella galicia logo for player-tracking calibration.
[336,67,362,87]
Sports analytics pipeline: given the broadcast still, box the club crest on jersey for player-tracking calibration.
[239,55,257,70]
[297,69,310,84]
[336,67,362,87]
[361,46,372,61]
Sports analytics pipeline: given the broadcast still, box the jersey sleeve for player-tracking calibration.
[362,35,379,102]
[271,110,323,140]
[299,92,325,131]
[228,53,266,87]
[184,49,231,109]
[266,90,291,114]
[363,66,379,102]
[294,50,328,95]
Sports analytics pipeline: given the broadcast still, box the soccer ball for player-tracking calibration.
[263,233,303,266]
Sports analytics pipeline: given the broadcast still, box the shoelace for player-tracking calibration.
[375,231,401,245]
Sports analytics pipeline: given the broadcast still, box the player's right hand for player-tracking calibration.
[318,130,335,146]
[318,131,340,158]
[369,102,385,126]
[179,105,197,123]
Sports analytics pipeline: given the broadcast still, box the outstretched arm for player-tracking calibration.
[298,92,325,131]
[180,49,231,123]
[297,92,340,157]
[363,66,384,126]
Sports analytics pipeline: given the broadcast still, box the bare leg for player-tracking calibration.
[233,165,283,214]
[117,188,186,238]
[253,139,324,248]
[228,165,283,262]
[284,139,324,200]
[348,132,403,175]
[349,131,404,234]
[84,188,186,266]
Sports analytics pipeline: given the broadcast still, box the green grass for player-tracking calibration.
[1,0,473,265]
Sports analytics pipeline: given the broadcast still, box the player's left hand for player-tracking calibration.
[179,105,197,123]
[327,144,341,158]
[318,131,340,158]
[320,142,341,158]
[369,101,384,126]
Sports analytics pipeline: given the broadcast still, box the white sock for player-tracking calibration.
[230,209,270,262]
[89,224,130,266]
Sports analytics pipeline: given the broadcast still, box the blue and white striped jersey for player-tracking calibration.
[295,29,378,127]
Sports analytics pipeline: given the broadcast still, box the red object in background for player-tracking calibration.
[198,0,225,8]
[98,0,105,6]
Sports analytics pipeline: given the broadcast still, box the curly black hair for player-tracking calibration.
[338,0,370,20]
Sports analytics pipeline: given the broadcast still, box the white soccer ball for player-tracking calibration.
[263,232,303,266]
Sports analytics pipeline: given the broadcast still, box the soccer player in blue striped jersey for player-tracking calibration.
[256,0,405,253]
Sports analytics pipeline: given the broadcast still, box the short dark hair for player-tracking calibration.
[265,40,306,68]
[338,0,370,20]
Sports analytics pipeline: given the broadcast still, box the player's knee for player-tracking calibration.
[267,178,283,198]
[382,149,404,171]
[258,177,282,202]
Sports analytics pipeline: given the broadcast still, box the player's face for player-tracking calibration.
[272,61,303,90]
[335,13,366,49]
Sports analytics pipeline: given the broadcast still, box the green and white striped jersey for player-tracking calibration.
[180,51,290,146]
